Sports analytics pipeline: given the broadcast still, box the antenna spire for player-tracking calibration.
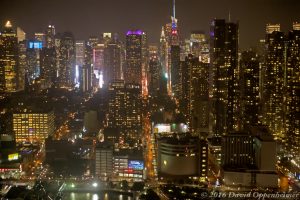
[173,0,176,19]
[228,10,231,22]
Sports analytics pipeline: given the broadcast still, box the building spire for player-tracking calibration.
[173,0,176,19]
[160,26,166,43]
[228,10,231,22]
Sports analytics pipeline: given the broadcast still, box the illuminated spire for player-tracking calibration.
[5,20,12,28]
[160,26,166,42]
[171,0,177,29]
[173,0,176,19]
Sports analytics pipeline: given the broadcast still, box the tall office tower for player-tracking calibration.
[108,80,142,141]
[210,19,239,136]
[159,27,168,90]
[16,27,26,43]
[93,43,105,87]
[124,83,142,140]
[26,40,42,80]
[45,25,55,48]
[13,108,55,143]
[104,39,122,85]
[40,47,56,87]
[75,40,85,85]
[263,25,285,140]
[18,41,26,91]
[80,43,93,92]
[180,55,192,119]
[141,31,149,95]
[148,45,160,95]
[59,32,75,87]
[190,31,210,63]
[188,55,210,136]
[88,36,99,48]
[169,0,181,98]
[125,30,142,85]
[34,32,46,47]
[54,33,61,83]
[240,50,260,129]
[0,21,19,92]
[170,44,180,98]
[285,25,300,158]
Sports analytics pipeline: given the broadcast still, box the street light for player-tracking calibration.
[92,182,98,187]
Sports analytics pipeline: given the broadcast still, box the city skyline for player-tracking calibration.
[1,0,300,49]
[0,0,299,199]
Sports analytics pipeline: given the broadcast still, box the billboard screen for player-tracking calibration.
[8,153,19,161]
[128,160,144,170]
[29,41,42,49]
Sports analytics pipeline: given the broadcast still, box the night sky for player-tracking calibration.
[0,0,299,49]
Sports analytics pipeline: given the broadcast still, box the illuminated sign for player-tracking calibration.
[154,124,171,133]
[29,41,42,49]
[128,160,144,170]
[8,153,19,161]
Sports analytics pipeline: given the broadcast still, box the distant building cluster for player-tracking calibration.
[0,1,299,191]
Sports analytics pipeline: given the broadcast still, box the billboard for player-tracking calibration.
[8,153,19,161]
[128,160,144,170]
[29,41,42,49]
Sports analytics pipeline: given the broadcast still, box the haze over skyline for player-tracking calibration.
[0,0,300,48]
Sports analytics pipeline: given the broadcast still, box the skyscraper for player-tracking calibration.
[108,80,142,141]
[104,40,122,85]
[45,25,55,48]
[148,45,160,95]
[125,30,142,85]
[189,57,210,136]
[80,42,92,92]
[40,47,56,87]
[159,27,169,93]
[75,40,85,85]
[263,24,285,140]
[210,19,239,136]
[58,32,75,87]
[0,21,19,92]
[240,50,260,129]
[285,24,300,158]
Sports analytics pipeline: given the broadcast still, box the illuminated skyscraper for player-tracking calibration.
[210,19,239,136]
[148,45,160,95]
[80,42,92,92]
[40,47,56,87]
[285,25,300,158]
[263,25,285,140]
[159,27,169,92]
[0,21,19,92]
[34,32,45,47]
[26,40,42,80]
[190,31,210,63]
[58,32,75,87]
[240,50,260,129]
[45,25,55,48]
[16,27,26,43]
[125,30,142,85]
[108,80,142,141]
[104,39,122,85]
[88,36,99,48]
[75,40,85,85]
[93,43,105,87]
[18,40,26,91]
